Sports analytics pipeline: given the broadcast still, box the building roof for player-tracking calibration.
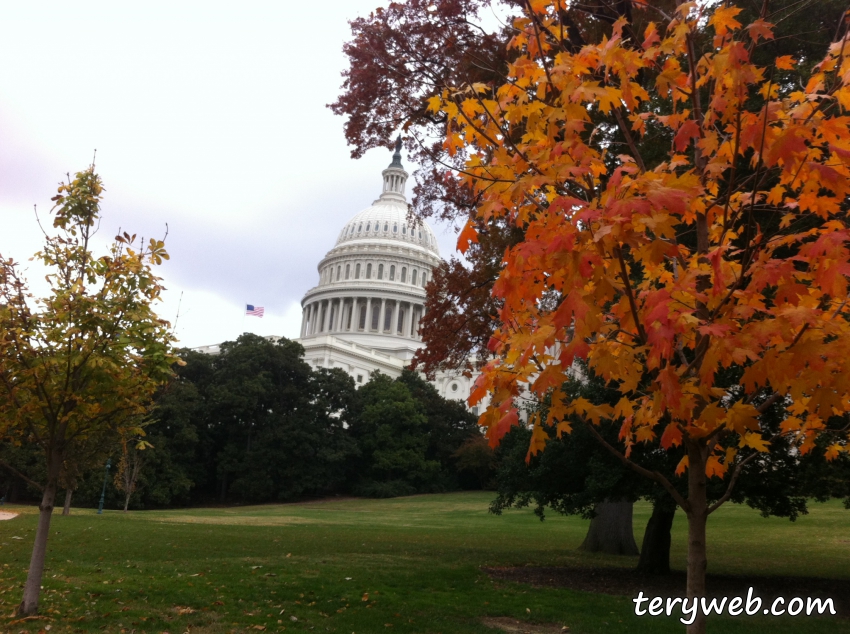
[333,143,439,257]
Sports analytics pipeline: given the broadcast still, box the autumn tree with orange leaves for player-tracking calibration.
[424,1,850,632]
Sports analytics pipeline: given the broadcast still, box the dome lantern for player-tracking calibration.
[379,137,408,202]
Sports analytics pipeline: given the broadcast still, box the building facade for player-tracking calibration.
[295,142,479,405]
[194,142,482,408]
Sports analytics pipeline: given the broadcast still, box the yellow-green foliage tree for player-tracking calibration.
[427,2,850,632]
[0,167,178,616]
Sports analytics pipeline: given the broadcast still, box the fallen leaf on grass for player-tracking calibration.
[361,593,369,602]
[252,626,266,631]
[174,606,196,615]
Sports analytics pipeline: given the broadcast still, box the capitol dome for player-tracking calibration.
[298,140,442,366]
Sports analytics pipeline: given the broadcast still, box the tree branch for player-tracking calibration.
[581,418,690,513]
[0,459,44,492]
[614,247,647,344]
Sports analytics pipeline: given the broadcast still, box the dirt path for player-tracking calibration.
[0,511,19,520]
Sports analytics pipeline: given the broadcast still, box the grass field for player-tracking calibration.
[0,493,847,633]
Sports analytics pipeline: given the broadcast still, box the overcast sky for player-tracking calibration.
[0,1,461,348]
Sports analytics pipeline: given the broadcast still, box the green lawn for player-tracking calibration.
[0,493,847,633]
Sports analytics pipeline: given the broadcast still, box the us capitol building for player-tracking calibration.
[196,141,482,409]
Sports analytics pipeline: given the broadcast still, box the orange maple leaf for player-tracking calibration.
[775,55,795,70]
[745,19,774,43]
[457,219,479,253]
[710,6,743,37]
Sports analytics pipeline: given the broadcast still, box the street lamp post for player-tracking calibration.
[97,458,111,515]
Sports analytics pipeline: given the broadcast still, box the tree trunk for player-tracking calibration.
[636,501,676,575]
[579,499,640,556]
[685,440,709,634]
[18,460,59,616]
[123,493,130,513]
[62,489,73,516]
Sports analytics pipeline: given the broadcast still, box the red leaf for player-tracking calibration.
[489,408,519,448]
[764,127,807,167]
[697,323,732,337]
[660,422,683,448]
[673,119,701,152]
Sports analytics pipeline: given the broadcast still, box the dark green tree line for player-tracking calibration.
[2,334,484,508]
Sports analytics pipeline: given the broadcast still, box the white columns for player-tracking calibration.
[301,292,430,340]
[412,304,421,339]
[335,299,342,332]
[321,300,330,332]
[391,301,400,335]
[404,302,413,338]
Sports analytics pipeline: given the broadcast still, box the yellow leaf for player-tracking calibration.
[739,431,770,452]
[726,402,760,434]
[613,396,633,420]
[824,443,845,461]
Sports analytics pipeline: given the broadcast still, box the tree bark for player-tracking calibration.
[18,453,60,616]
[62,489,73,516]
[685,440,709,634]
[579,499,640,556]
[123,493,130,513]
[636,501,676,575]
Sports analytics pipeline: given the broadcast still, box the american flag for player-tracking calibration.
[245,304,264,317]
